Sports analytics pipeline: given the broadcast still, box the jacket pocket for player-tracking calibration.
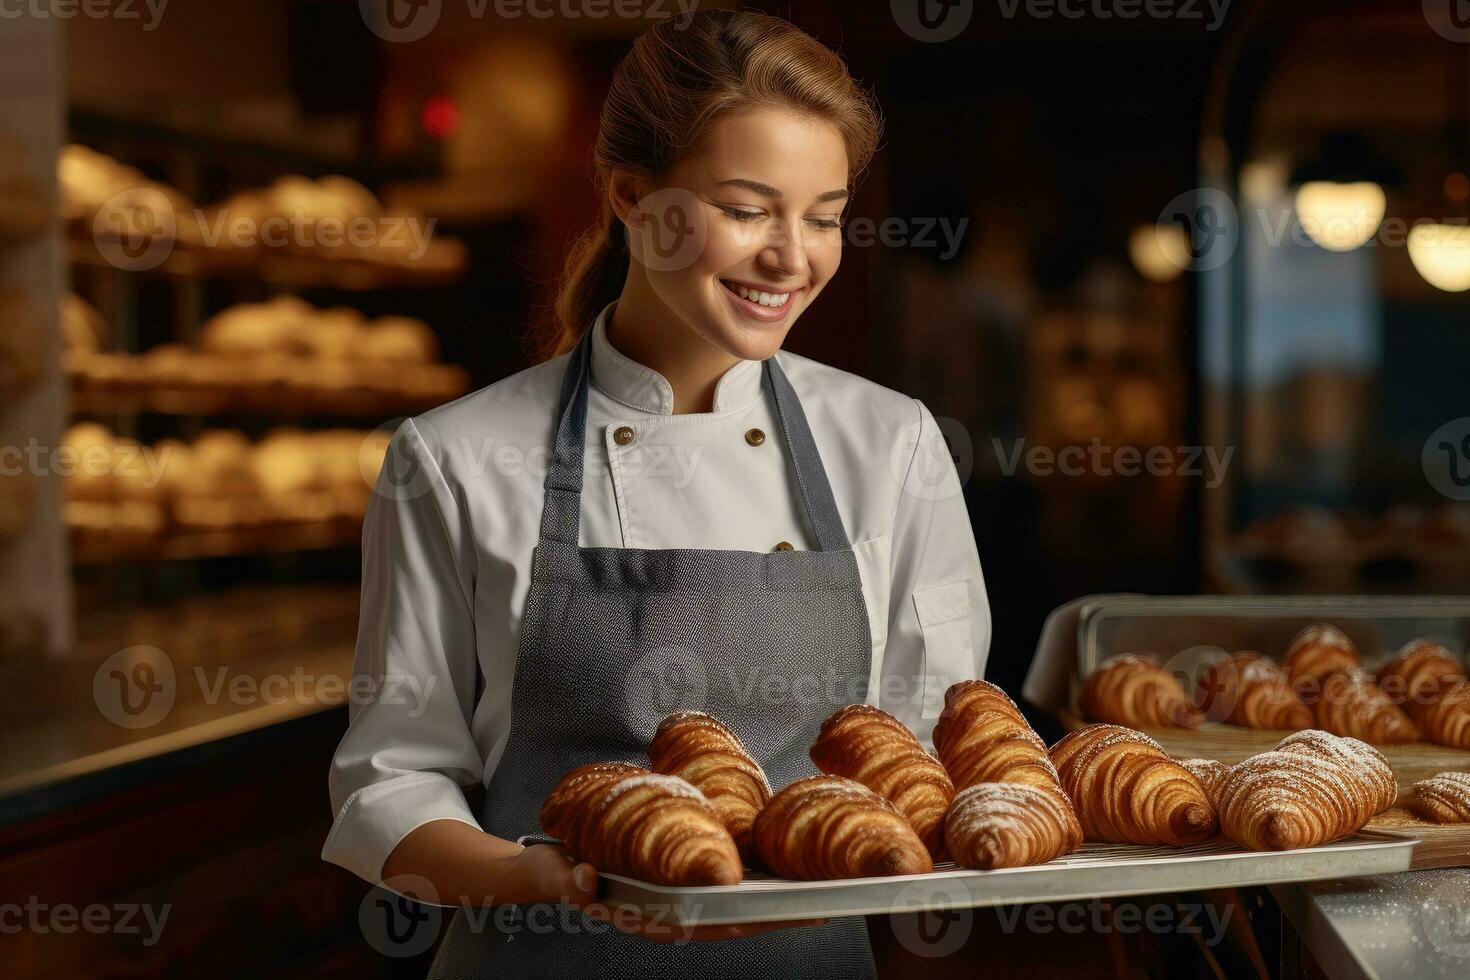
[913,580,972,721]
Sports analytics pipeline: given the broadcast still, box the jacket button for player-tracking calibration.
[745,428,766,447]
[613,426,635,446]
[774,541,794,551]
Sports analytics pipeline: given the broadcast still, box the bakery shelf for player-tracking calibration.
[71,517,362,566]
[67,234,465,290]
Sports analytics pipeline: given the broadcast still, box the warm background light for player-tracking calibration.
[1408,222,1470,292]
[1293,180,1386,251]
[1128,224,1190,282]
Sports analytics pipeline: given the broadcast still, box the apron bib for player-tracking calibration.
[427,332,877,979]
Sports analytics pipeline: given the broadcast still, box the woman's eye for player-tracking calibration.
[719,206,764,222]
[806,216,843,230]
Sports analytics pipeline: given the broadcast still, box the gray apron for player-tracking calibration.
[426,331,878,979]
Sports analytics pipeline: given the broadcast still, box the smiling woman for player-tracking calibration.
[323,10,990,980]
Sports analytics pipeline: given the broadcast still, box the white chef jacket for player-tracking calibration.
[323,302,991,886]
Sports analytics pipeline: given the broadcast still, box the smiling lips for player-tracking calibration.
[720,278,797,321]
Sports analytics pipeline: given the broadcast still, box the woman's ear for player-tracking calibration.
[608,171,644,231]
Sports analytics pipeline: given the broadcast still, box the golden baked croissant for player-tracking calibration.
[751,775,934,880]
[1377,640,1465,712]
[1048,725,1217,846]
[932,680,1065,793]
[1081,654,1204,729]
[540,762,742,886]
[1283,624,1360,698]
[1276,729,1398,814]
[1411,771,1470,823]
[943,782,1083,870]
[1197,652,1311,731]
[1218,748,1376,850]
[1415,681,1470,750]
[810,704,955,858]
[1315,667,1421,744]
[649,711,770,858]
[1179,758,1229,809]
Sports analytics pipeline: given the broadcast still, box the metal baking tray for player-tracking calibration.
[1072,595,1470,679]
[597,834,1416,927]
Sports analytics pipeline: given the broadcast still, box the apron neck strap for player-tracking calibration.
[538,329,852,552]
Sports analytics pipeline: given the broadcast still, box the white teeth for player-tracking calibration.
[725,281,791,308]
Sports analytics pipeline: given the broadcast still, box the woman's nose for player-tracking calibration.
[758,218,811,279]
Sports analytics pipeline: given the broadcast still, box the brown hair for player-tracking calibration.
[538,9,882,359]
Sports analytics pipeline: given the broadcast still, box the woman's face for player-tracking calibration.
[625,107,851,362]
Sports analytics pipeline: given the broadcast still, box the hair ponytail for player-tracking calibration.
[536,9,882,360]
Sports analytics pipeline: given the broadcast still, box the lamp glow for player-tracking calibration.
[1129,224,1190,282]
[1293,181,1386,251]
[1408,222,1470,292]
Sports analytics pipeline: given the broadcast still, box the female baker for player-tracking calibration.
[323,9,989,978]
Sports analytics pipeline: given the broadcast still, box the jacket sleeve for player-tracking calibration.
[321,419,484,886]
[878,399,992,748]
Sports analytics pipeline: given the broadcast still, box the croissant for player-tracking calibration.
[1415,681,1470,749]
[1048,725,1216,846]
[1377,640,1465,713]
[933,680,1065,793]
[1275,729,1398,814]
[1179,758,1229,809]
[1315,667,1421,745]
[1197,652,1311,731]
[1283,624,1360,699]
[1081,654,1204,729]
[1218,749,1375,850]
[649,711,770,858]
[943,782,1082,870]
[810,704,955,858]
[540,762,742,886]
[751,775,933,880]
[1411,771,1470,824]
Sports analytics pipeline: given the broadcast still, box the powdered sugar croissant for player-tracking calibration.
[810,704,954,858]
[540,762,742,886]
[1378,640,1465,711]
[1276,729,1398,815]
[1081,654,1204,729]
[1378,641,1470,750]
[933,679,1066,793]
[1315,666,1421,744]
[1283,624,1360,699]
[944,782,1082,870]
[1179,758,1229,809]
[1197,652,1311,731]
[649,711,770,858]
[751,775,933,880]
[1411,771,1470,824]
[1217,741,1379,851]
[1048,725,1216,846]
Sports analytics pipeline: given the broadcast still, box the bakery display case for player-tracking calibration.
[1199,4,1470,595]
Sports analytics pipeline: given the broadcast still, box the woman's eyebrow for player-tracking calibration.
[716,178,850,203]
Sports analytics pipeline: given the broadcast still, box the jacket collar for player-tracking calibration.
[588,301,764,416]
